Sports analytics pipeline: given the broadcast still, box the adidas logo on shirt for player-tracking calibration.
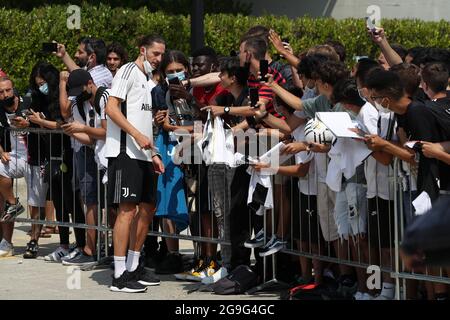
[141,103,151,111]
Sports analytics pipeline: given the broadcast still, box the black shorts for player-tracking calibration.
[107,152,156,205]
[368,197,396,249]
[293,193,321,243]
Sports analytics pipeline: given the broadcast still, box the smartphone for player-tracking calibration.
[22,109,34,116]
[259,59,269,82]
[413,142,423,152]
[55,119,66,127]
[249,87,259,108]
[6,113,18,121]
[42,42,58,53]
[353,55,369,62]
[168,77,181,86]
[153,104,168,112]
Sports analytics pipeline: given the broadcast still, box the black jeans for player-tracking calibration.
[47,148,86,247]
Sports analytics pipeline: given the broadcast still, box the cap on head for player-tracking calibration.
[67,69,93,96]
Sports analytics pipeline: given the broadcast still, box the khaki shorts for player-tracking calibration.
[317,182,339,242]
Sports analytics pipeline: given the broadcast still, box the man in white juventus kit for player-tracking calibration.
[105,35,165,293]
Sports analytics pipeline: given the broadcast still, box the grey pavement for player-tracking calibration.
[0,179,280,300]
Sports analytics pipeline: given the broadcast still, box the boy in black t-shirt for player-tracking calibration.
[365,69,447,202]
[420,62,450,197]
[365,68,450,300]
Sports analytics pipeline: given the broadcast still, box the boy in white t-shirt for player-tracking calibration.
[359,71,399,301]
[330,78,379,300]
[251,121,323,286]
[60,69,108,267]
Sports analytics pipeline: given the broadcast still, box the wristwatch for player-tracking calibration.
[224,106,231,114]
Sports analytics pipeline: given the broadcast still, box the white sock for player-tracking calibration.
[114,256,127,279]
[380,282,395,299]
[126,250,141,272]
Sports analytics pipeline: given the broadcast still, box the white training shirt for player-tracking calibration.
[105,62,154,162]
[95,89,109,169]
[292,122,317,196]
[356,102,379,135]
[71,97,103,153]
[365,111,398,200]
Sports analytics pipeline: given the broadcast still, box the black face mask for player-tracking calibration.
[77,91,92,102]
[0,96,15,108]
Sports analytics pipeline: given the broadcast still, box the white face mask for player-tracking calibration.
[374,101,391,114]
[143,48,154,77]
[358,88,367,102]
[83,55,93,71]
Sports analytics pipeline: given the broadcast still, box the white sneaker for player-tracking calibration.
[174,268,195,280]
[0,240,13,258]
[45,247,70,262]
[201,267,228,285]
[61,248,82,262]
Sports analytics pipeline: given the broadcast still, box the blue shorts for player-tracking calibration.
[74,146,98,206]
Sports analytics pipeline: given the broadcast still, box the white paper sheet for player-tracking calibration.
[316,112,363,139]
[412,191,432,216]
[259,142,293,165]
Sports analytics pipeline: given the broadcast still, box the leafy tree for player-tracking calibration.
[0,0,252,15]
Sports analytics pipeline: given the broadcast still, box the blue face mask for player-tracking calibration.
[167,70,186,82]
[39,83,49,95]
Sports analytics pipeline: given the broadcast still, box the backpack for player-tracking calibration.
[281,276,339,300]
[212,265,257,295]
[76,86,107,122]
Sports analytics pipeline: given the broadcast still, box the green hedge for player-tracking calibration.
[1,4,450,91]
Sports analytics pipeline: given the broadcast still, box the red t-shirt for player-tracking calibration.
[247,67,286,119]
[193,83,228,106]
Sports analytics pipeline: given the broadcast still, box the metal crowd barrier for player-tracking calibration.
[4,126,450,299]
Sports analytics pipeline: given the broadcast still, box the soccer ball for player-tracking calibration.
[304,118,335,144]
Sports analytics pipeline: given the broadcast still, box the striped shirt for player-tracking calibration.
[247,67,286,119]
[89,64,113,89]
